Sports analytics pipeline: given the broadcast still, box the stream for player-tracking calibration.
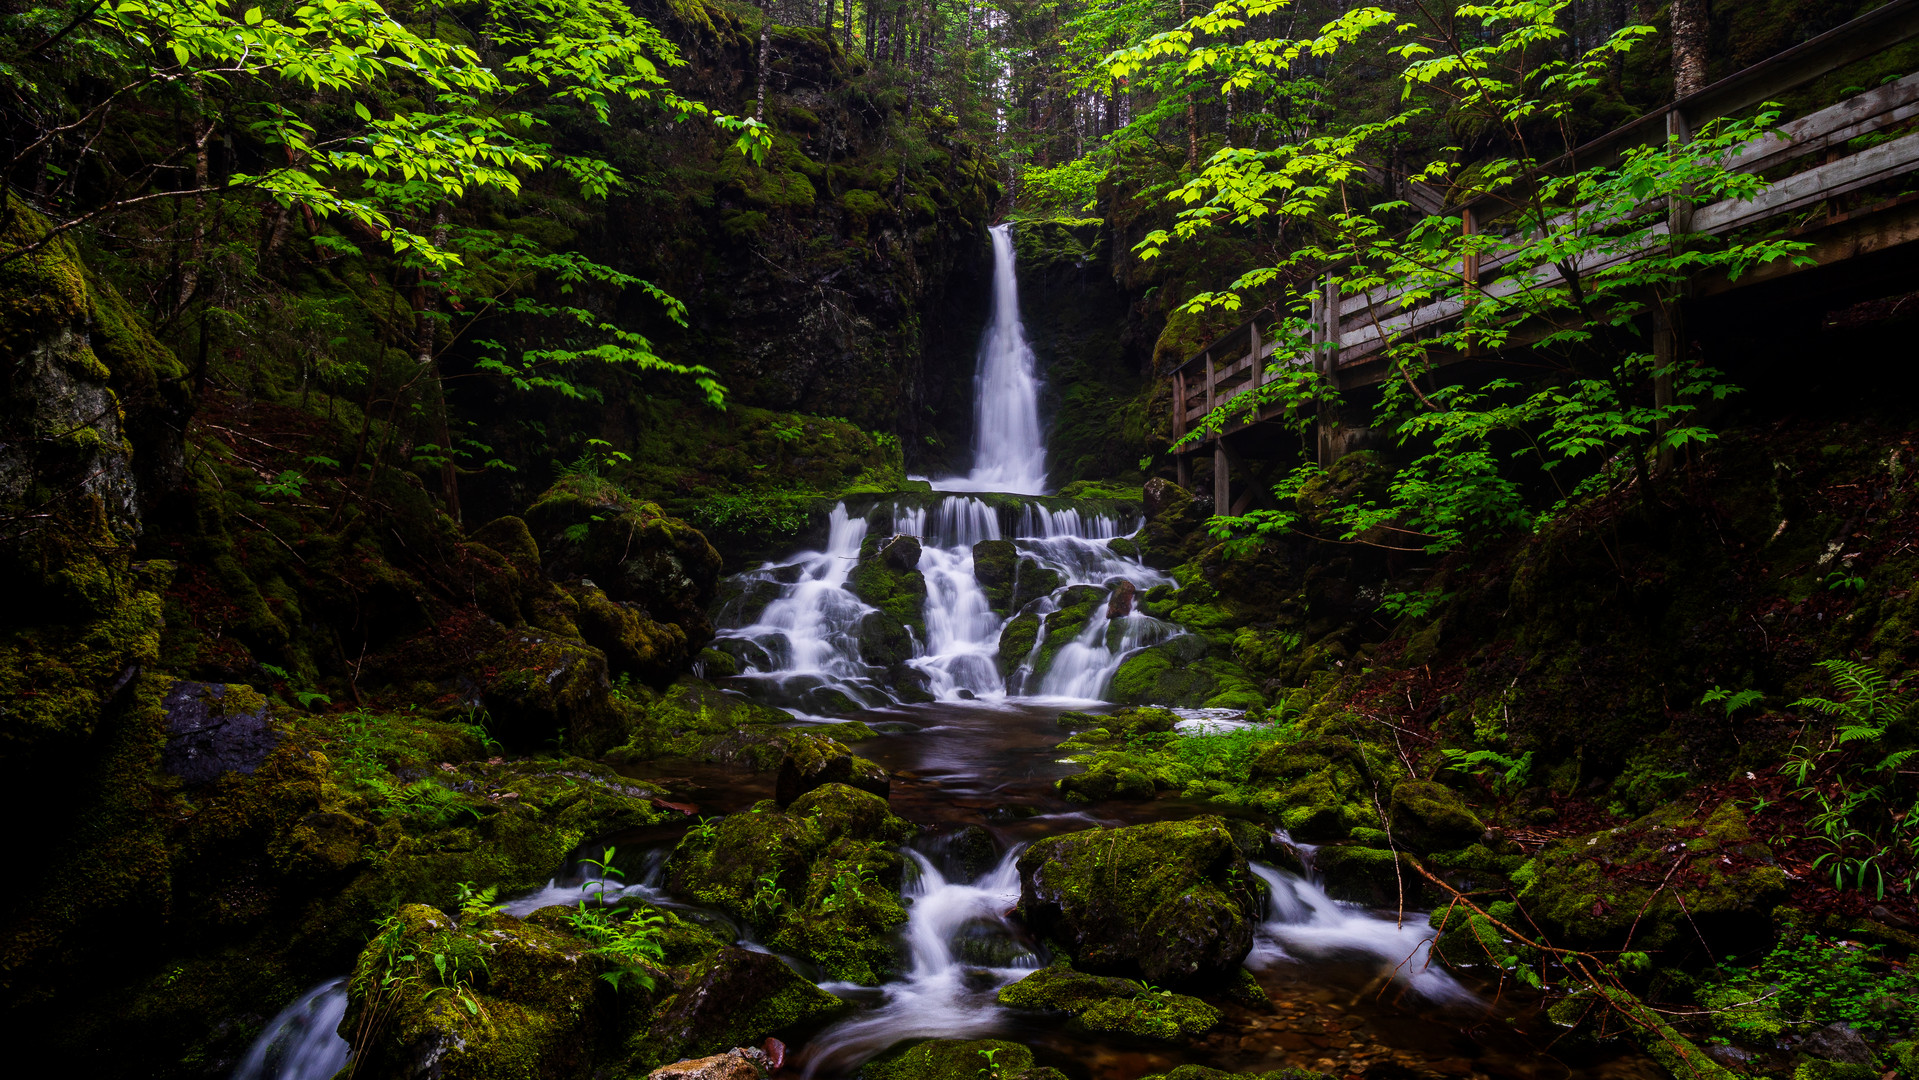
[232,224,1661,1080]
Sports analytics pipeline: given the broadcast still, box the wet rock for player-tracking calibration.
[789,783,915,845]
[1313,845,1426,907]
[1106,579,1137,618]
[1801,1022,1876,1065]
[972,539,1020,612]
[1010,558,1063,613]
[1107,536,1141,560]
[857,610,915,668]
[612,674,789,762]
[850,534,928,632]
[1107,643,1263,711]
[776,736,890,805]
[646,1048,764,1080]
[997,613,1041,678]
[861,1039,1033,1080]
[1388,780,1484,853]
[1517,800,1787,961]
[711,635,777,673]
[161,681,278,784]
[641,946,844,1066]
[527,489,724,649]
[888,663,936,703]
[997,962,1220,1040]
[476,629,618,752]
[1016,816,1260,986]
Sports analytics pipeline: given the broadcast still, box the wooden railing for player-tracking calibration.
[1167,0,1919,456]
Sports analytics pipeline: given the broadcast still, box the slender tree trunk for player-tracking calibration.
[843,0,853,52]
[757,15,772,121]
[1671,0,1708,97]
[177,85,214,316]
[413,205,459,523]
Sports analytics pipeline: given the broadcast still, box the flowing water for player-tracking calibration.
[233,226,1655,1080]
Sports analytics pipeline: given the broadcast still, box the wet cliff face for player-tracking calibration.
[584,7,999,475]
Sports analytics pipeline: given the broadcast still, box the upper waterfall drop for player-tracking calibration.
[934,224,1047,496]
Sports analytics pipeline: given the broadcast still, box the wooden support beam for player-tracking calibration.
[1214,440,1230,518]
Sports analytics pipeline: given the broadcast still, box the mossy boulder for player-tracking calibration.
[1313,844,1426,907]
[1108,642,1262,710]
[858,610,915,668]
[861,1039,1035,1080]
[850,534,927,632]
[1011,559,1063,613]
[574,583,692,686]
[1516,800,1788,961]
[1246,736,1398,843]
[774,732,890,804]
[664,784,911,981]
[631,944,845,1069]
[997,962,1220,1040]
[476,629,623,754]
[1015,816,1260,986]
[1032,585,1107,677]
[1388,780,1485,853]
[998,612,1041,678]
[526,480,724,650]
[972,539,1019,612]
[342,904,610,1080]
[1140,479,1207,569]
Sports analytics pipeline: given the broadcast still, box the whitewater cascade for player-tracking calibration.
[935,223,1047,496]
[229,978,352,1080]
[714,497,1175,709]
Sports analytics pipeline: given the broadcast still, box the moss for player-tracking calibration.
[664,785,910,980]
[1016,816,1260,986]
[1388,780,1485,852]
[610,674,788,761]
[972,539,1019,612]
[862,1039,1034,1080]
[1517,800,1788,961]
[998,613,1041,677]
[997,962,1219,1040]
[849,534,927,632]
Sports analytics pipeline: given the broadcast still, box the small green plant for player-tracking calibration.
[1701,685,1764,719]
[256,469,308,499]
[750,873,787,918]
[977,1047,1003,1080]
[580,846,625,906]
[1825,568,1868,594]
[1440,748,1534,795]
[454,882,502,922]
[563,901,666,991]
[1784,660,1918,896]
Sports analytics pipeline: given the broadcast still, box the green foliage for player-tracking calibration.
[1440,748,1533,796]
[1784,661,1919,898]
[1698,921,1919,1040]
[1120,0,1812,555]
[454,881,503,921]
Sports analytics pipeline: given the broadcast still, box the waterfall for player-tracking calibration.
[229,979,351,1080]
[1245,858,1474,1005]
[798,848,1034,1076]
[715,497,1177,708]
[935,224,1047,496]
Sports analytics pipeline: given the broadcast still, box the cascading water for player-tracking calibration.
[229,978,352,1080]
[714,497,1176,707]
[935,223,1047,496]
[799,848,1036,1077]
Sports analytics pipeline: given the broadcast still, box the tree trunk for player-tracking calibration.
[757,16,772,121]
[1671,0,1708,97]
[1180,0,1198,171]
[414,205,459,523]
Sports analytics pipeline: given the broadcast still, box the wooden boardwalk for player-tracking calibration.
[1165,0,1919,511]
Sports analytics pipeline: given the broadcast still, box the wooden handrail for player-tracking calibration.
[1162,0,1919,383]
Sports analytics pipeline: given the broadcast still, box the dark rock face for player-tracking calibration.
[1016,816,1259,986]
[1801,1023,1875,1065]
[644,946,843,1064]
[972,539,1019,612]
[160,681,277,784]
[1106,579,1137,618]
[857,610,915,668]
[1388,780,1485,852]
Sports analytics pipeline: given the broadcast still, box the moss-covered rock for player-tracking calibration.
[858,610,916,668]
[1015,816,1260,986]
[610,675,789,762]
[1388,780,1485,853]
[1107,640,1263,710]
[850,534,928,632]
[996,962,1220,1040]
[574,583,692,686]
[1516,800,1788,961]
[663,784,911,982]
[998,612,1041,679]
[476,629,622,754]
[972,539,1019,612]
[861,1039,1033,1080]
[630,944,844,1070]
[775,733,890,805]
[1313,844,1427,907]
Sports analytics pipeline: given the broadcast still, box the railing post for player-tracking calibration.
[1462,206,1480,356]
[1174,367,1190,489]
[1317,276,1341,466]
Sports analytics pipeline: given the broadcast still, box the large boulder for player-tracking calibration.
[971,539,1019,612]
[774,733,890,805]
[665,785,914,983]
[997,962,1220,1040]
[1015,816,1260,986]
[1516,801,1788,962]
[862,1040,1048,1080]
[575,583,692,686]
[857,610,915,668]
[526,483,724,649]
[634,946,843,1068]
[849,534,927,632]
[1388,780,1484,853]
